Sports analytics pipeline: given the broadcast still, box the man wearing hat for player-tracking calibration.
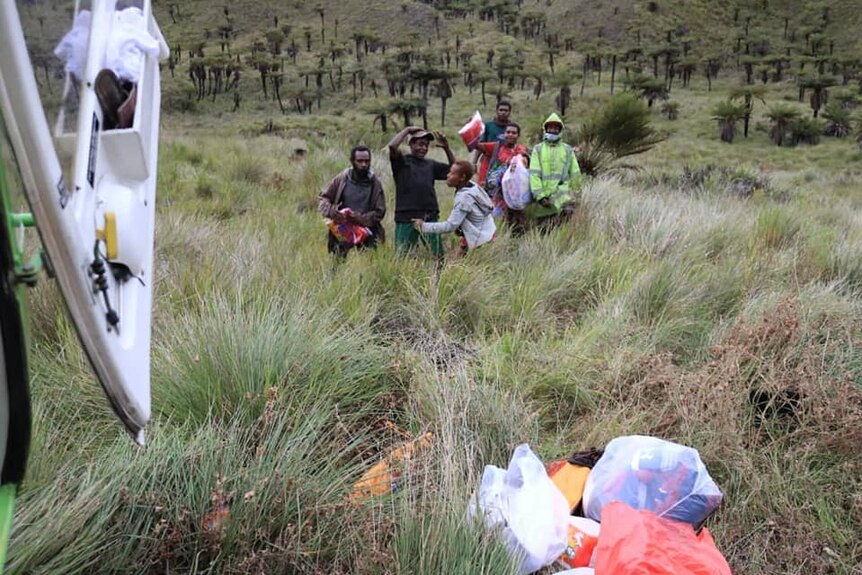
[388,125,455,256]
[526,113,581,228]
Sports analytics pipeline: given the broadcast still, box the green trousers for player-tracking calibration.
[394,222,444,256]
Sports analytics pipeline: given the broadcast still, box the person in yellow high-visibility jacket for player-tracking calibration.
[525,113,582,227]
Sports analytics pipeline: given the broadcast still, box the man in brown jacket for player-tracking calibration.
[318,146,386,256]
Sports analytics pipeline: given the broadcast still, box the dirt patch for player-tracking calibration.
[371,312,474,370]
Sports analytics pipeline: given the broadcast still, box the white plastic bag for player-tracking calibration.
[582,436,723,528]
[502,154,531,210]
[468,444,569,574]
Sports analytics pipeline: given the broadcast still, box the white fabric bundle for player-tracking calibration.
[54,8,160,83]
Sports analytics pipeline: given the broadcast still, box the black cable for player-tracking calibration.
[90,241,119,329]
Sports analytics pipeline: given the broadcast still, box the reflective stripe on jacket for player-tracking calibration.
[527,142,581,217]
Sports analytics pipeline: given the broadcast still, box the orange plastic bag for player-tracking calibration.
[349,432,433,503]
[593,502,732,575]
[546,460,590,512]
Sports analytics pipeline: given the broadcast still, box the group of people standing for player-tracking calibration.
[318,101,583,259]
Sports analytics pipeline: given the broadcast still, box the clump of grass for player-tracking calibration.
[153,290,396,426]
[403,367,534,511]
[701,223,741,261]
[153,212,273,311]
[753,207,801,250]
[164,141,204,166]
[587,183,698,258]
[11,400,382,574]
[209,180,258,219]
[640,164,780,200]
[193,171,216,199]
[803,234,862,296]
[391,505,519,575]
[430,260,500,337]
[293,146,346,214]
[24,279,66,347]
[227,152,268,184]
[356,367,535,575]
[722,167,777,200]
[544,248,641,321]
[628,261,680,325]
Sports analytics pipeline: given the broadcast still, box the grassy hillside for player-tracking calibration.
[21,0,862,137]
[7,0,862,573]
[148,0,862,52]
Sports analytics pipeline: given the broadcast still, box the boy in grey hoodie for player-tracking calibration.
[411,160,496,255]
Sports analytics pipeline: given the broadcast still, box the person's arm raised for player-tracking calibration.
[434,131,456,165]
[388,126,423,159]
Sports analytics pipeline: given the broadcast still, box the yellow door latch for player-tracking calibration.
[95,212,118,260]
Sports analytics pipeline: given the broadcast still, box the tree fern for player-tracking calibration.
[577,93,666,176]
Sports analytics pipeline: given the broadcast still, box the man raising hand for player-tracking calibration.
[388,126,455,257]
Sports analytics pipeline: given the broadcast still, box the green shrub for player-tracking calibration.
[711,101,744,143]
[660,100,680,120]
[765,104,801,146]
[790,116,823,145]
[161,82,197,113]
[627,74,669,107]
[577,93,666,176]
[822,102,852,138]
[833,89,860,110]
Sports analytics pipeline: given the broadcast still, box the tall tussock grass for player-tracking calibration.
[11,400,385,574]
[14,135,862,573]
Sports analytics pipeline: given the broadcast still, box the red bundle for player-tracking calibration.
[458,111,485,150]
[325,209,372,246]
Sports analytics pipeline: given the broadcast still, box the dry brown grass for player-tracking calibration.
[609,299,862,573]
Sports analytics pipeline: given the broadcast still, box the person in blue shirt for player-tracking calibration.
[480,100,512,144]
